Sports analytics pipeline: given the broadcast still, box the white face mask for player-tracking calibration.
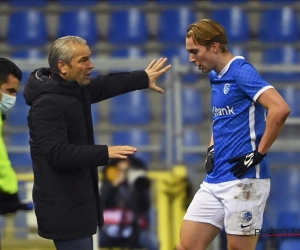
[0,91,16,113]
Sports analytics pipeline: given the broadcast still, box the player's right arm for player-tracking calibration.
[209,133,214,147]
[205,132,214,174]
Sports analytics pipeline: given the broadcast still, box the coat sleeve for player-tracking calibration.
[30,96,108,170]
[87,70,149,103]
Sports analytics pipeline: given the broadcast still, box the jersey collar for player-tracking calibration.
[218,56,244,78]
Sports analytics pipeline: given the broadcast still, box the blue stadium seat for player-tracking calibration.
[259,7,299,43]
[261,46,300,83]
[155,0,195,3]
[110,91,151,125]
[182,89,203,125]
[9,0,48,6]
[111,46,146,58]
[259,0,298,3]
[229,46,249,59]
[14,181,30,238]
[277,87,300,117]
[268,152,300,166]
[19,71,30,86]
[277,212,300,229]
[11,49,46,60]
[111,130,151,165]
[210,0,248,3]
[268,167,300,218]
[6,92,29,127]
[161,46,199,83]
[162,88,203,125]
[271,167,300,198]
[6,108,29,127]
[158,7,196,44]
[8,11,48,46]
[279,239,300,250]
[7,132,29,146]
[58,10,98,46]
[183,128,202,164]
[266,170,300,233]
[160,129,202,164]
[108,0,147,4]
[7,132,32,172]
[109,9,149,45]
[211,7,250,43]
[10,52,43,85]
[57,0,98,5]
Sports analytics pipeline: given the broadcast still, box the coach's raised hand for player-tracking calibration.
[145,57,171,94]
[108,146,137,159]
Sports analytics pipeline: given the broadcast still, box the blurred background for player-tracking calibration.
[0,0,300,249]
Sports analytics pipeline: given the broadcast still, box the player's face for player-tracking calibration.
[0,74,20,100]
[61,43,94,86]
[186,36,217,73]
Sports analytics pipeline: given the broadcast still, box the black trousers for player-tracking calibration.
[53,236,93,250]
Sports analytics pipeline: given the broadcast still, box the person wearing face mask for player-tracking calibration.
[0,58,33,215]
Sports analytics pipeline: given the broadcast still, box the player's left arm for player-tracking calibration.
[229,63,290,178]
[256,88,290,154]
[234,63,290,154]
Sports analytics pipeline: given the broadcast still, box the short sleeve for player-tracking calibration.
[234,63,274,102]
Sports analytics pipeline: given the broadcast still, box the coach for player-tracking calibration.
[23,36,170,250]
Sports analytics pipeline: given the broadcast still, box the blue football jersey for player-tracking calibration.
[205,56,273,183]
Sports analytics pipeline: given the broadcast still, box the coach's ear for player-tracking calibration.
[58,60,68,75]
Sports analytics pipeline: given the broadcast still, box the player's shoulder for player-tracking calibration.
[231,56,250,68]
[232,58,259,78]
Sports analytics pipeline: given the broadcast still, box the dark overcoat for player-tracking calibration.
[23,68,149,240]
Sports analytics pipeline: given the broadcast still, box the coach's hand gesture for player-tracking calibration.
[108,146,137,159]
[145,57,171,94]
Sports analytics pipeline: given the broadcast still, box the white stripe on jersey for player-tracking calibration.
[253,85,274,102]
[248,101,260,178]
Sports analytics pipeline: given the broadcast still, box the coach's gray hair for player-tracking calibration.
[48,36,87,74]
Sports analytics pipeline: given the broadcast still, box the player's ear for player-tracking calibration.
[211,42,219,54]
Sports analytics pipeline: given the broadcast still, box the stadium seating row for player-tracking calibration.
[5,7,300,46]
[12,45,300,84]
[4,0,298,7]
[7,86,300,129]
[6,127,202,169]
[9,129,300,170]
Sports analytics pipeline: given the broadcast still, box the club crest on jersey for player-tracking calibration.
[223,83,230,94]
[243,211,252,223]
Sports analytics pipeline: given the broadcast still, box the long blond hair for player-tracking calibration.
[187,19,228,52]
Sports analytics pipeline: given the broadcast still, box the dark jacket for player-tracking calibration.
[23,68,149,240]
